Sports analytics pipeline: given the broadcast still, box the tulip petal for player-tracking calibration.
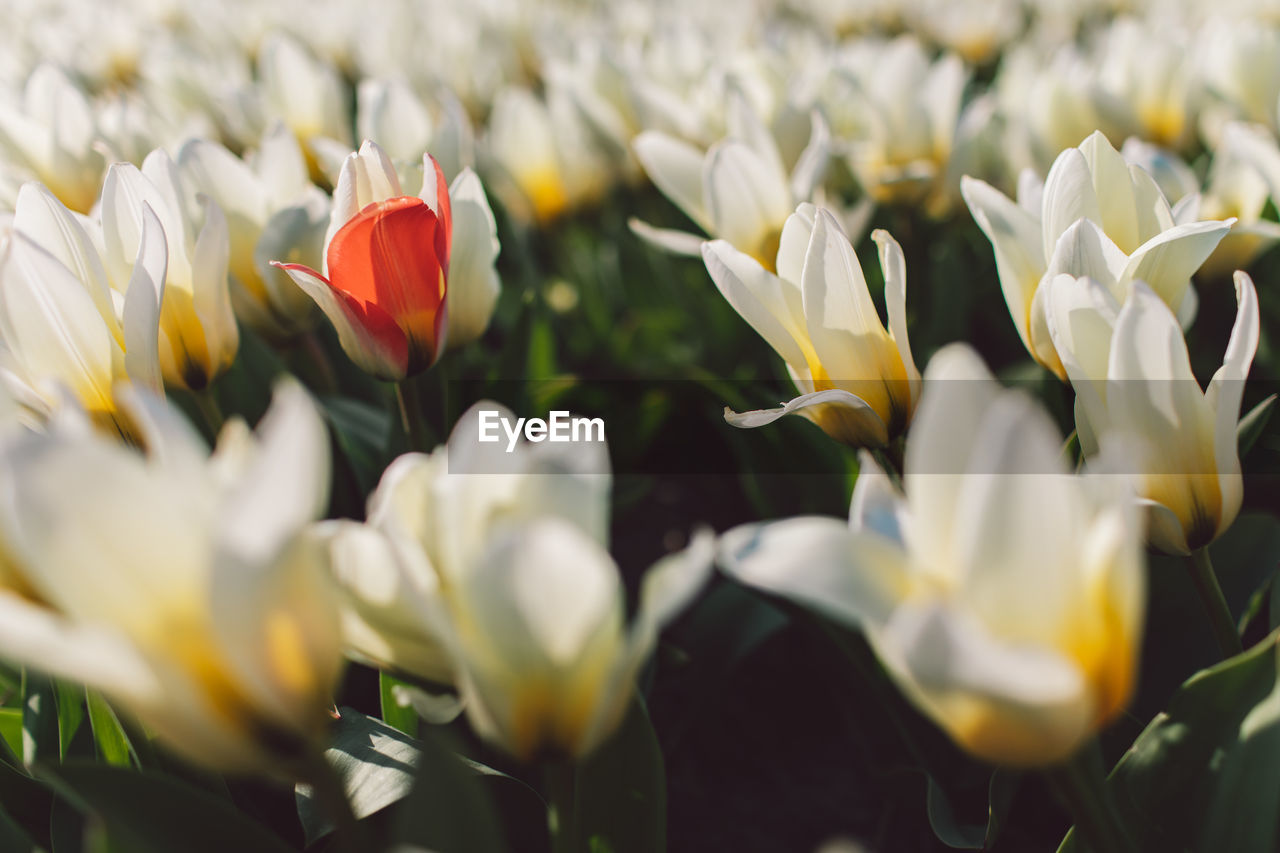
[1044,218,1129,291]
[0,234,117,413]
[121,203,168,394]
[1138,497,1191,555]
[705,139,792,259]
[320,519,453,684]
[216,379,330,568]
[1206,272,1259,539]
[903,344,1002,569]
[873,228,921,393]
[326,196,446,371]
[1120,218,1234,311]
[443,169,499,350]
[1079,131,1139,252]
[627,218,705,257]
[960,176,1043,354]
[849,450,906,544]
[632,131,713,233]
[701,239,809,369]
[950,394,1082,645]
[419,154,453,276]
[274,261,409,379]
[788,111,831,203]
[0,591,163,706]
[800,209,887,378]
[13,182,117,339]
[1042,146,1103,255]
[188,196,238,386]
[724,388,888,447]
[720,516,908,630]
[881,602,1091,766]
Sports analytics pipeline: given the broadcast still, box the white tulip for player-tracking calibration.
[721,344,1145,767]
[702,204,919,448]
[1045,272,1259,554]
[632,90,829,269]
[0,381,344,774]
[100,149,239,392]
[178,123,327,340]
[0,181,165,433]
[962,131,1233,378]
[326,402,712,760]
[0,64,105,214]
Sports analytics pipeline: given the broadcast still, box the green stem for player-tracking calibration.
[193,388,225,437]
[300,750,362,853]
[1044,741,1134,853]
[395,378,433,452]
[544,761,579,853]
[1188,546,1242,659]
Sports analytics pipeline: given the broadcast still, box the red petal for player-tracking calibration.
[273,261,410,378]
[327,196,447,371]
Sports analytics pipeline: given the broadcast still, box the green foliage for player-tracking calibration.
[1061,633,1280,852]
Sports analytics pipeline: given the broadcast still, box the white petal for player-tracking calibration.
[1041,146,1103,256]
[701,240,808,368]
[632,131,712,233]
[1043,218,1128,291]
[121,204,167,394]
[724,388,888,447]
[0,592,162,707]
[628,219,706,257]
[444,169,501,350]
[873,228,920,393]
[0,234,117,412]
[1206,273,1260,538]
[788,110,831,203]
[960,176,1044,353]
[849,449,906,544]
[801,208,883,347]
[13,182,116,337]
[704,139,792,256]
[1120,219,1234,311]
[721,516,908,630]
[215,379,330,568]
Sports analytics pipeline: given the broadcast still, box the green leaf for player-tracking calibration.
[84,692,136,769]
[0,708,23,759]
[320,395,393,496]
[297,706,419,847]
[36,762,294,853]
[0,756,53,848]
[391,724,508,853]
[379,672,419,739]
[0,799,39,852]
[1064,632,1280,851]
[22,674,59,766]
[1238,394,1276,458]
[925,771,1019,850]
[53,682,85,760]
[575,696,666,853]
[300,706,543,850]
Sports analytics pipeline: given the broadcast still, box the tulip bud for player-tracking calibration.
[276,141,500,379]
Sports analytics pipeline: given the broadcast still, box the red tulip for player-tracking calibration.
[274,157,453,380]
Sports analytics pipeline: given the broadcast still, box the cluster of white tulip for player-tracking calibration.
[0,1,1274,850]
